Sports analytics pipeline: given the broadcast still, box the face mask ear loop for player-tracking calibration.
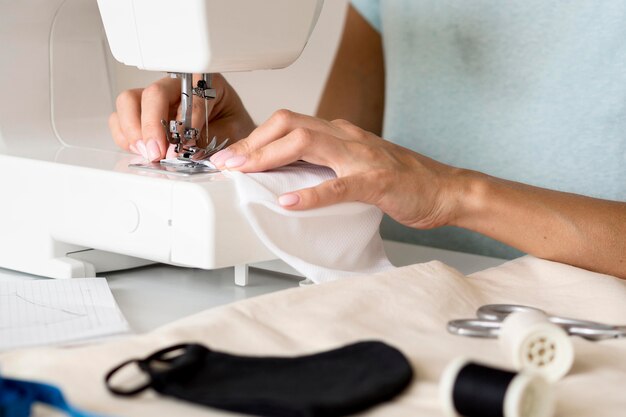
[105,344,197,397]
[142,344,197,366]
[104,358,152,397]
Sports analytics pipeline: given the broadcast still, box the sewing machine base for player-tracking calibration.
[0,151,276,284]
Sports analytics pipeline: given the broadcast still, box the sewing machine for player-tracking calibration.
[0,0,324,284]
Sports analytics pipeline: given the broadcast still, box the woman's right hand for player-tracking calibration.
[108,73,256,161]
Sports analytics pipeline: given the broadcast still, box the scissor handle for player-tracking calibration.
[476,304,543,321]
[477,304,626,341]
[446,319,501,339]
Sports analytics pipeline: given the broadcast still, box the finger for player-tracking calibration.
[108,112,130,151]
[232,109,341,155]
[141,77,181,160]
[219,128,338,172]
[165,144,178,159]
[115,88,143,148]
[279,176,362,210]
[204,114,247,144]
[330,118,369,140]
[203,74,257,142]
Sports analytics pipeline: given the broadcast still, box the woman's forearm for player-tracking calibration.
[453,170,626,278]
[209,103,625,279]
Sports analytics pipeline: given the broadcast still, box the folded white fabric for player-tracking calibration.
[224,162,394,283]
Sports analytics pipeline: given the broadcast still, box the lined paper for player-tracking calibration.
[0,278,130,351]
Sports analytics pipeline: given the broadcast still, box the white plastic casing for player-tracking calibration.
[504,371,554,417]
[0,0,283,279]
[499,311,574,382]
[96,0,324,73]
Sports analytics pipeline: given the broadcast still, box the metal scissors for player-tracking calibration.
[447,304,626,341]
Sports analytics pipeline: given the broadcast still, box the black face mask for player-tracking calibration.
[105,341,413,417]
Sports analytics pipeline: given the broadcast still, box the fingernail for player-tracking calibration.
[146,139,161,162]
[165,144,178,159]
[135,141,149,160]
[278,193,300,207]
[209,149,233,166]
[129,143,139,155]
[225,155,247,169]
[129,155,145,165]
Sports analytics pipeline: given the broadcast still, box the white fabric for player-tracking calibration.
[225,162,394,283]
[2,257,625,416]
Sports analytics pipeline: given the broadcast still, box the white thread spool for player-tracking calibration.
[499,311,574,382]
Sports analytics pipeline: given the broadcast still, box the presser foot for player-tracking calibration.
[177,136,229,163]
[128,136,229,176]
[128,160,220,176]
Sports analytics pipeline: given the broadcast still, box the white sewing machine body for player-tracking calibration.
[98,0,324,74]
[0,0,323,281]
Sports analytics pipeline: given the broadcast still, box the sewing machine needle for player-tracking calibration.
[205,98,210,149]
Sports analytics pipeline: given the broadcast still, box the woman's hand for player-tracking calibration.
[209,110,467,230]
[109,74,255,161]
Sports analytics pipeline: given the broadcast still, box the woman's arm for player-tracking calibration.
[316,5,385,136]
[315,5,626,277]
[209,111,626,279]
[456,171,626,278]
[207,5,626,279]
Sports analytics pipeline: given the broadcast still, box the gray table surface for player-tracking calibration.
[0,240,505,333]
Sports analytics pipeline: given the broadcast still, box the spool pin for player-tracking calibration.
[440,358,554,417]
[499,311,574,382]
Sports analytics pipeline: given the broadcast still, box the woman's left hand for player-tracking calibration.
[209,110,467,230]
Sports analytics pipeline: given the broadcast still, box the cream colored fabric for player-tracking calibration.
[1,256,626,416]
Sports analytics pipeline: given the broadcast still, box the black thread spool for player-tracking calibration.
[439,358,554,417]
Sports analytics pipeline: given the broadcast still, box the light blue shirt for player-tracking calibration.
[352,0,626,259]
